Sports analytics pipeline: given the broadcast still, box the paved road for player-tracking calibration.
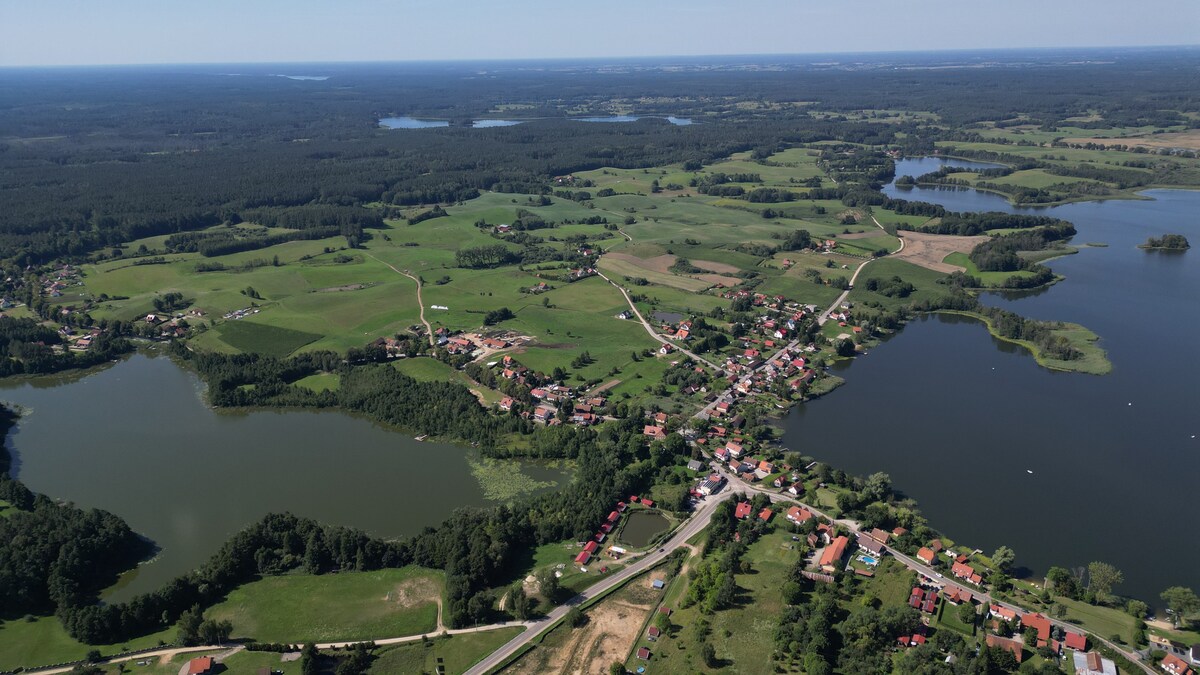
[692,338,799,421]
[463,487,745,675]
[365,251,434,346]
[595,269,720,371]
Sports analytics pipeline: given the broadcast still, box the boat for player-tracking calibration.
[415,434,428,441]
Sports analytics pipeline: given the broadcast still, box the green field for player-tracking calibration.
[0,616,174,672]
[942,252,1042,287]
[206,568,444,644]
[216,320,322,357]
[293,371,340,392]
[367,627,524,675]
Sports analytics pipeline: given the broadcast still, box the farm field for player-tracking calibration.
[367,627,525,675]
[0,616,174,673]
[205,567,444,644]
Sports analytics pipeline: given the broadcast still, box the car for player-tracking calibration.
[935,572,944,578]
[658,548,665,553]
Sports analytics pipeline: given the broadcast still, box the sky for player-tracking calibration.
[1,0,1198,67]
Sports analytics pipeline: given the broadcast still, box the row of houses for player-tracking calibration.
[573,497,656,567]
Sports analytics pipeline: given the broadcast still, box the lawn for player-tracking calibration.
[1050,596,1138,645]
[0,616,174,672]
[206,567,444,644]
[293,371,340,392]
[367,627,524,675]
[632,528,799,674]
[942,252,1041,287]
[215,320,322,357]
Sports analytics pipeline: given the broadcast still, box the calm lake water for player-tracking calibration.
[618,510,670,547]
[574,116,692,125]
[783,166,1200,606]
[378,117,450,129]
[1,352,567,601]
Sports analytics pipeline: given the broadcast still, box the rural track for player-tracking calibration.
[595,269,720,371]
[816,212,901,328]
[364,251,435,346]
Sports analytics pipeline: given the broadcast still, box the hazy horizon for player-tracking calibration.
[2,0,1198,67]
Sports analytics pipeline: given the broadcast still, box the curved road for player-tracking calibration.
[595,269,720,371]
[365,251,434,346]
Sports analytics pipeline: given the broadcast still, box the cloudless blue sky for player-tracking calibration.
[1,0,1197,66]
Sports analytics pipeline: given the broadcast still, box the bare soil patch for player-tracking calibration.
[893,231,988,273]
[389,577,440,609]
[690,259,741,275]
[508,583,660,675]
[604,252,677,274]
[1064,130,1200,151]
[694,273,740,287]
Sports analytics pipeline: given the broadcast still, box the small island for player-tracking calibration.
[1139,233,1190,250]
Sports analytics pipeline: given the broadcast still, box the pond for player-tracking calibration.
[781,168,1200,606]
[618,510,670,547]
[1,352,568,601]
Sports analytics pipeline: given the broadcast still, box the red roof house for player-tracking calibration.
[758,507,774,522]
[819,535,849,572]
[916,547,936,565]
[187,657,215,675]
[986,634,1024,663]
[1063,631,1087,651]
[734,502,753,519]
[1022,613,1052,647]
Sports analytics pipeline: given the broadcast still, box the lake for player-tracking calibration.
[573,116,693,125]
[782,167,1200,607]
[378,117,450,129]
[1,352,568,602]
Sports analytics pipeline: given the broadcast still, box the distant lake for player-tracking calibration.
[782,172,1200,607]
[472,119,523,128]
[274,75,329,81]
[573,116,693,125]
[892,156,1006,179]
[1,353,568,602]
[379,117,451,129]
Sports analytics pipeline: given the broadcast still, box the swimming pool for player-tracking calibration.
[858,555,879,565]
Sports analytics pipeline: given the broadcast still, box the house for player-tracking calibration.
[583,540,599,554]
[642,499,655,509]
[989,604,1019,624]
[607,511,620,523]
[856,533,885,556]
[698,474,726,495]
[616,501,627,512]
[687,459,704,472]
[1073,651,1118,675]
[986,634,1024,663]
[647,626,661,641]
[785,505,813,525]
[1022,613,1052,647]
[636,647,651,660]
[1162,654,1196,675]
[714,447,729,462]
[758,507,773,522]
[1064,631,1087,652]
[944,587,973,605]
[643,425,667,441]
[187,657,215,675]
[734,502,753,520]
[951,561,982,585]
[867,528,891,544]
[917,547,937,565]
[724,441,743,458]
[534,406,555,422]
[498,397,515,411]
[819,535,849,572]
[574,550,591,565]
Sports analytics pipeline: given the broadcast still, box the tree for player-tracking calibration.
[957,602,977,626]
[701,641,718,667]
[1161,587,1200,628]
[198,618,233,645]
[509,586,531,620]
[301,643,321,675]
[862,472,892,503]
[1046,566,1079,598]
[538,567,560,603]
[566,606,587,627]
[609,663,626,675]
[1126,599,1149,619]
[176,605,204,646]
[991,546,1016,575]
[1086,562,1123,602]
